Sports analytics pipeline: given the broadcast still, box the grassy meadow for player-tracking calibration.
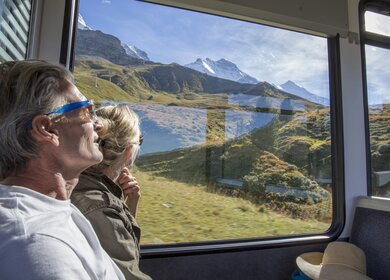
[135,170,330,244]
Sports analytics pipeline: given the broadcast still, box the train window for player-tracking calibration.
[0,0,32,62]
[365,11,390,37]
[75,0,334,245]
[361,1,390,198]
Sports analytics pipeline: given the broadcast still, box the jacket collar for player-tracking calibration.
[77,169,124,200]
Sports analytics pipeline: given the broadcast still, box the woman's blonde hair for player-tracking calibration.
[92,105,141,172]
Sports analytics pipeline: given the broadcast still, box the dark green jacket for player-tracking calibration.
[71,170,151,280]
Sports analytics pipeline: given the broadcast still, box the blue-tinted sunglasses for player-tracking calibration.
[46,99,94,115]
[27,100,96,129]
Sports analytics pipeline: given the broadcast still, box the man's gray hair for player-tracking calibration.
[0,60,74,179]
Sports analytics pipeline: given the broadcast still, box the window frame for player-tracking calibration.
[359,0,390,196]
[69,0,345,256]
[0,0,35,61]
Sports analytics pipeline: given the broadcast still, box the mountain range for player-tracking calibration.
[77,14,326,105]
[77,14,149,62]
[75,28,321,115]
[185,58,258,85]
[75,29,146,66]
[184,58,329,106]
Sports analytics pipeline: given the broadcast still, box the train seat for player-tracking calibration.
[349,196,390,280]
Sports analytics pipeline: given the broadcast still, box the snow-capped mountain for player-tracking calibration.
[78,14,92,30]
[185,58,258,84]
[279,80,329,106]
[77,13,149,62]
[122,44,150,61]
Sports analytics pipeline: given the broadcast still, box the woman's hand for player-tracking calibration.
[117,167,140,217]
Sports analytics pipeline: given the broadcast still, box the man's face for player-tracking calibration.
[53,83,103,173]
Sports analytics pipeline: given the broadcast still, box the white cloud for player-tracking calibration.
[95,2,330,96]
[101,0,111,4]
[365,46,390,104]
[365,11,390,36]
[201,22,329,96]
[364,12,390,104]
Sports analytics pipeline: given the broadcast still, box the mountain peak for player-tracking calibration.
[283,80,295,85]
[184,58,258,84]
[122,44,150,61]
[281,80,304,90]
[217,58,234,65]
[279,80,329,106]
[78,14,92,30]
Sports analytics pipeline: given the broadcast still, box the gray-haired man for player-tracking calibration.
[0,60,125,280]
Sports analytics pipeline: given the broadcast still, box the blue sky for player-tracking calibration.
[364,12,390,105]
[365,46,390,105]
[79,0,331,98]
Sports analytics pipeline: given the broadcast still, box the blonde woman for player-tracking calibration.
[71,105,151,280]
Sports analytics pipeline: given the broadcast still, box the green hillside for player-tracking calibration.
[370,104,390,171]
[275,109,331,179]
[138,113,331,220]
[136,63,249,93]
[369,104,390,195]
[138,111,330,189]
[135,170,330,244]
[74,56,151,102]
[75,57,231,109]
[74,56,320,112]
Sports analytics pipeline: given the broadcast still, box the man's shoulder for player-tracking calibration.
[0,191,74,244]
[0,230,77,264]
[0,233,93,279]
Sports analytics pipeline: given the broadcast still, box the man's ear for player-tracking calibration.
[29,115,60,146]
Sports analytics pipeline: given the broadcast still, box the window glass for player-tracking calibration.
[365,11,390,37]
[0,0,32,62]
[76,0,333,244]
[365,45,390,197]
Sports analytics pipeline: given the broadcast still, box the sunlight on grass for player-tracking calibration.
[135,170,330,244]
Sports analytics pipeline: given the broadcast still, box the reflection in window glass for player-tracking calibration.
[365,46,390,197]
[365,11,390,37]
[0,0,32,62]
[76,0,333,244]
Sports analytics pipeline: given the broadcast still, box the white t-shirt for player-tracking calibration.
[0,184,125,280]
